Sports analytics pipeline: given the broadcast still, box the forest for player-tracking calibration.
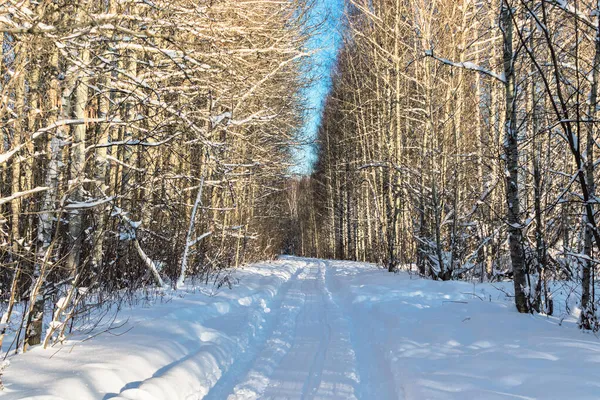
[2,0,600,374]
[3,1,600,399]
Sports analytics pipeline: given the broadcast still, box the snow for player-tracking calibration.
[327,260,600,399]
[210,112,232,128]
[0,187,50,207]
[2,258,599,399]
[64,197,115,210]
[424,50,506,83]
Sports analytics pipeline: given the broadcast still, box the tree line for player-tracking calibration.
[0,0,309,351]
[290,0,600,330]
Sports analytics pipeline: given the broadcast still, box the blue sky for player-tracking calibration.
[291,0,345,175]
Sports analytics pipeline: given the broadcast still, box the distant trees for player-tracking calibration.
[294,0,600,327]
[0,0,309,350]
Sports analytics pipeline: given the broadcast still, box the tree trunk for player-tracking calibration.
[502,0,530,313]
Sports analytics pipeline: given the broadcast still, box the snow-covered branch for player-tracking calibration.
[0,187,49,206]
[424,49,506,83]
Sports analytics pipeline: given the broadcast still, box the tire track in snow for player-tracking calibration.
[324,260,399,400]
[226,259,358,400]
[298,262,331,400]
[204,264,310,400]
[317,260,360,399]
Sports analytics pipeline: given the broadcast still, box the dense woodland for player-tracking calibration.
[290,0,600,330]
[0,0,309,351]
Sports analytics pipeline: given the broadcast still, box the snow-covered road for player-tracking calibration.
[2,258,600,399]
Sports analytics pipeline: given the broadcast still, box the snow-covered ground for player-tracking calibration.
[2,257,599,399]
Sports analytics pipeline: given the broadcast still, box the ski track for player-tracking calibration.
[210,259,360,400]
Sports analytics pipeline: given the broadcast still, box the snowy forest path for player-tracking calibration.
[208,259,360,400]
[5,258,598,400]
